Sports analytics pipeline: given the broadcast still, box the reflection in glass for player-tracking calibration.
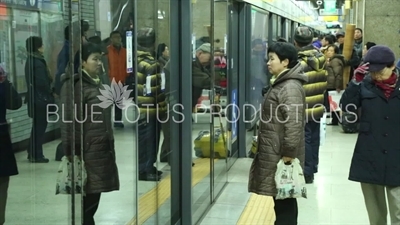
[25,36,53,162]
[247,9,268,124]
[61,42,121,224]
[0,58,23,225]
[14,10,39,93]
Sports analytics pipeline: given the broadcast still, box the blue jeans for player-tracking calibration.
[304,121,320,177]
[138,117,161,174]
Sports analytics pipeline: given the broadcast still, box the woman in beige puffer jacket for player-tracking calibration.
[249,42,308,225]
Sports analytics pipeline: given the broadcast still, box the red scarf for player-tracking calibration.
[374,72,398,98]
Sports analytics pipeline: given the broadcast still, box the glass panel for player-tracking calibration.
[135,0,174,224]
[245,7,268,131]
[213,0,228,199]
[0,10,13,84]
[192,0,212,223]
[13,9,39,94]
[226,0,240,163]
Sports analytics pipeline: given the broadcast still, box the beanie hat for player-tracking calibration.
[137,28,156,48]
[294,26,313,45]
[364,45,395,72]
[196,43,211,53]
[26,36,43,53]
[335,32,345,38]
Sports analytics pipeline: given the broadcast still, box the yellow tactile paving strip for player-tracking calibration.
[127,158,216,225]
[236,194,275,225]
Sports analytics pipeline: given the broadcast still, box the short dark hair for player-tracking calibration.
[267,42,298,69]
[365,42,376,50]
[327,44,340,54]
[157,43,167,59]
[110,30,121,38]
[355,28,363,34]
[81,43,103,61]
[324,35,336,44]
[64,20,89,40]
[88,36,102,45]
[26,36,43,53]
[276,37,287,43]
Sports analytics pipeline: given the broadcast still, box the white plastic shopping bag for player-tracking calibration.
[328,90,344,111]
[275,158,307,200]
[55,156,87,195]
[320,113,327,146]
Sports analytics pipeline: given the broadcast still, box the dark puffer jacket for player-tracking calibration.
[192,58,212,109]
[136,50,166,118]
[248,63,308,196]
[340,72,400,186]
[298,45,327,121]
[326,55,345,90]
[60,71,119,194]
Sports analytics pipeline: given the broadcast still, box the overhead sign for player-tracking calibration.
[319,9,339,16]
[126,31,133,73]
[324,0,337,13]
[0,0,38,8]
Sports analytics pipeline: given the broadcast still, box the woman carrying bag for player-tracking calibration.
[248,42,308,225]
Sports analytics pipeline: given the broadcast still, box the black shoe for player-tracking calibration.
[139,173,160,181]
[305,175,314,184]
[152,167,163,176]
[114,122,124,128]
[192,162,195,167]
[29,157,49,163]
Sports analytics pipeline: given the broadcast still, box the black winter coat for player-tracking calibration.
[0,80,22,177]
[340,73,400,186]
[24,53,54,118]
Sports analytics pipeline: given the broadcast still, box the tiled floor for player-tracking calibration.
[5,110,368,225]
[200,124,372,225]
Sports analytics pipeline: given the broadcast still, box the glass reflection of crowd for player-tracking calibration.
[0,11,176,223]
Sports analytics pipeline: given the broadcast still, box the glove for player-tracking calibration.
[353,63,369,83]
[261,85,270,97]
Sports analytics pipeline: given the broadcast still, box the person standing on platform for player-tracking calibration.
[136,28,166,181]
[249,42,307,225]
[0,65,22,225]
[293,26,327,184]
[107,31,128,128]
[340,45,400,225]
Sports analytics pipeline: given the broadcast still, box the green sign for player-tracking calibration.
[324,1,336,13]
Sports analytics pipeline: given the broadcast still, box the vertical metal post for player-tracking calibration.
[170,0,192,224]
[180,0,193,220]
[237,2,248,158]
[133,0,139,224]
[67,0,76,224]
[209,0,216,202]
